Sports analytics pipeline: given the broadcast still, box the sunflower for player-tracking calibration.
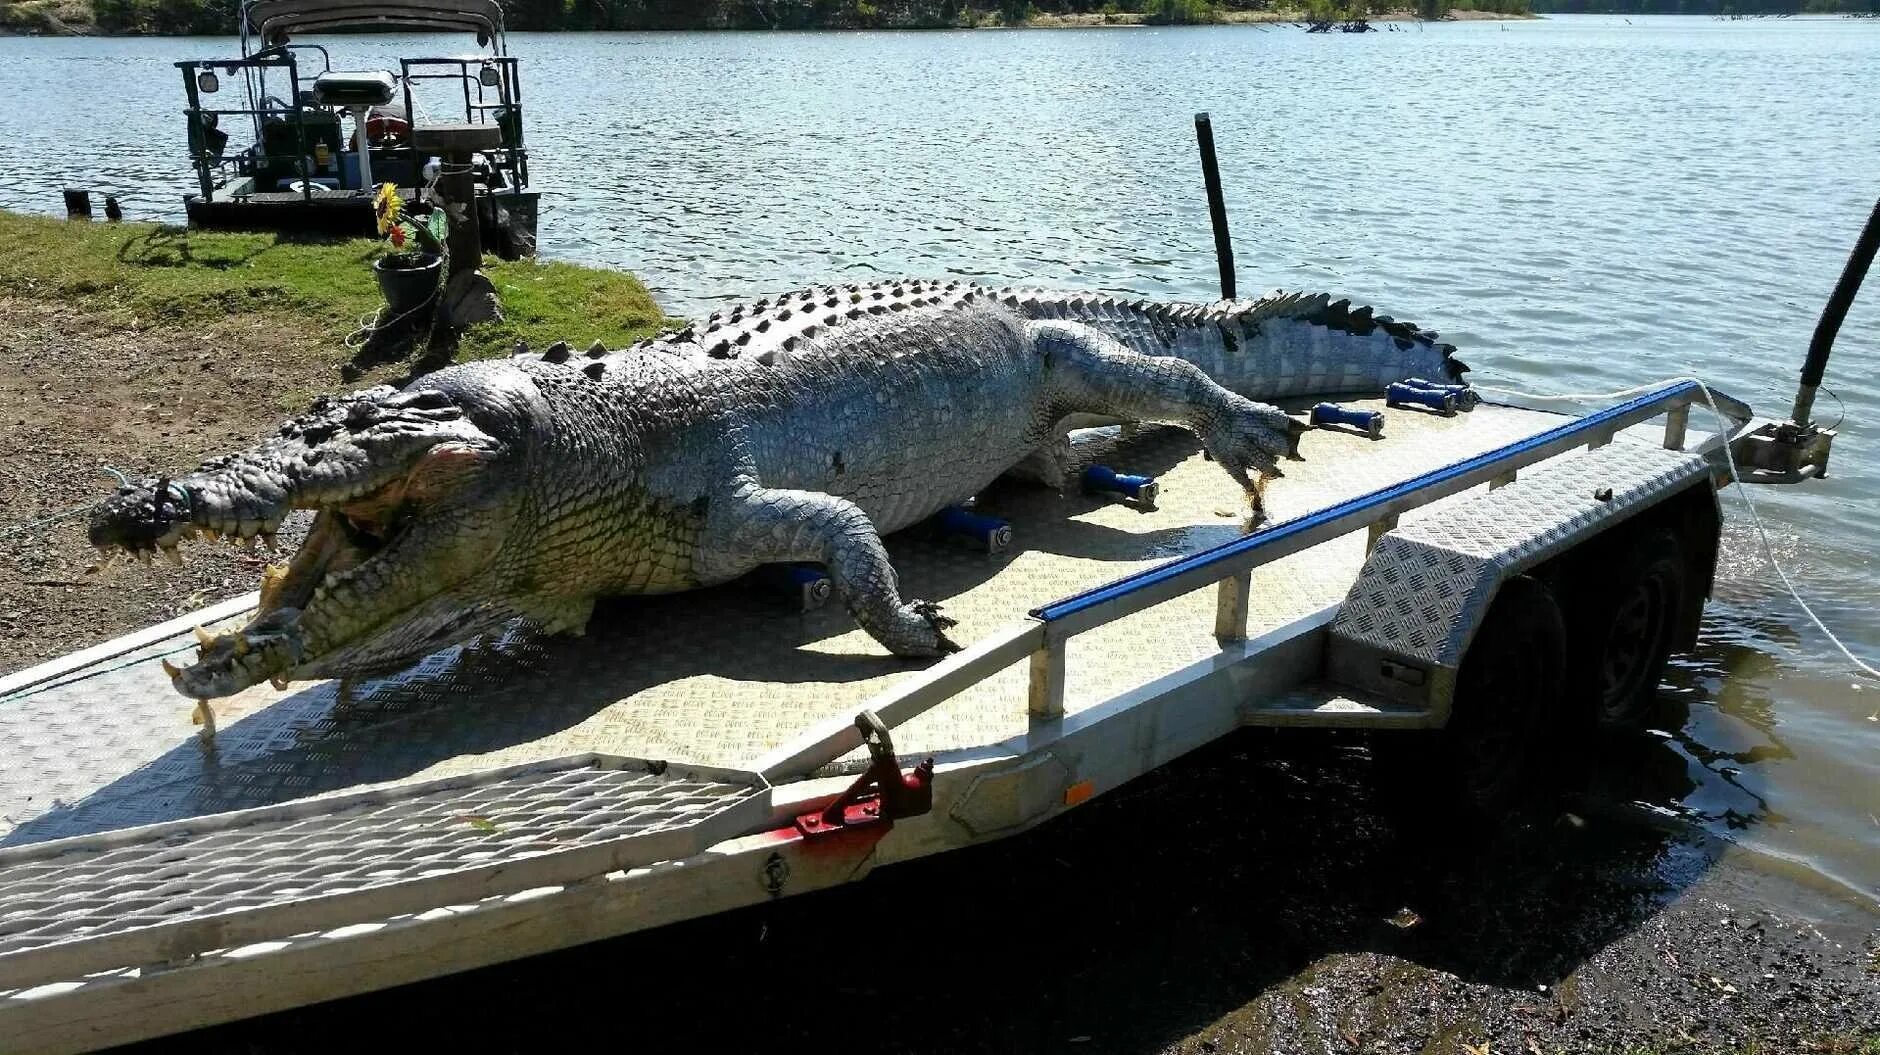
[373,183,403,236]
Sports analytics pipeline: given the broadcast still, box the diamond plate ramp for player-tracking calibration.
[0,755,769,992]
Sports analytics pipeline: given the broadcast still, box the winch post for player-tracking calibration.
[792,711,934,838]
[1194,113,1236,301]
[1792,194,1879,426]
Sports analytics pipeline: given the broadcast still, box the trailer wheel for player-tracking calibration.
[1372,575,1568,821]
[1569,528,1687,731]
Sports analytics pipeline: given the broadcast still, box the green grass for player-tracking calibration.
[0,209,670,362]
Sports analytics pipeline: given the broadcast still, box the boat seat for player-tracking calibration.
[257,110,343,185]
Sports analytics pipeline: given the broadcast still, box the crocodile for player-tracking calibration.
[89,280,1464,701]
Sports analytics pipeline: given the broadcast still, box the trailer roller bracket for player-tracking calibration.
[793,711,934,838]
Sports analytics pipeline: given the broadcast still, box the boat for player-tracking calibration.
[175,0,538,258]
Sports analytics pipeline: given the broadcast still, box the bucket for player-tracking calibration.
[373,253,442,317]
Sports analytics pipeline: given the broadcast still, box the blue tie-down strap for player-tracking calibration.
[1309,402,1385,439]
[1084,464,1161,507]
[937,506,1014,553]
[753,562,833,611]
[1386,381,1459,415]
[1398,377,1481,411]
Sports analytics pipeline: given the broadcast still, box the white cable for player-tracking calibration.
[1476,377,1878,681]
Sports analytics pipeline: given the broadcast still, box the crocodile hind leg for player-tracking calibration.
[701,480,961,657]
[1029,319,1304,514]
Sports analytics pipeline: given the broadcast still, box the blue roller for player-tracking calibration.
[938,506,1013,553]
[1386,381,1458,415]
[753,562,832,611]
[1084,464,1160,507]
[1309,402,1385,439]
[1399,377,1481,410]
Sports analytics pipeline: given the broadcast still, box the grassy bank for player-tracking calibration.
[0,210,669,365]
[0,206,667,669]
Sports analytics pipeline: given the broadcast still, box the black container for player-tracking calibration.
[372,253,442,317]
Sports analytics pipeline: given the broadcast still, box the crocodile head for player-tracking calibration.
[89,373,543,699]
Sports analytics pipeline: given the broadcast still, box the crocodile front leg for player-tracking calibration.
[1030,320,1305,499]
[699,479,960,657]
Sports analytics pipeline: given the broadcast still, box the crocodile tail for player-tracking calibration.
[1195,291,1467,400]
[1006,288,1467,403]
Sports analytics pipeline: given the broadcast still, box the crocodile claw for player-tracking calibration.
[908,599,962,654]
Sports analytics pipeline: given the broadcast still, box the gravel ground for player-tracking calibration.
[0,298,340,673]
[3,301,1874,1054]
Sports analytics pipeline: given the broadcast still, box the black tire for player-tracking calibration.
[1568,528,1687,732]
[1372,574,1569,822]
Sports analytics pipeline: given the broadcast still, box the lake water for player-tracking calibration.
[0,16,1876,900]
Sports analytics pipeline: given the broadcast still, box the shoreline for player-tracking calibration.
[1,7,1539,37]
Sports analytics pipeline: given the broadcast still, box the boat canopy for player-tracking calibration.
[242,0,505,45]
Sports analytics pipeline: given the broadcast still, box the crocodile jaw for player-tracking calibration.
[90,384,528,699]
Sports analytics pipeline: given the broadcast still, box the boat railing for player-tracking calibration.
[177,51,528,203]
[179,52,316,202]
[399,55,528,192]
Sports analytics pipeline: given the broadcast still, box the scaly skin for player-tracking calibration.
[89,280,1464,700]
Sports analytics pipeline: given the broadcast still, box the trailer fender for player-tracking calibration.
[1326,441,1715,724]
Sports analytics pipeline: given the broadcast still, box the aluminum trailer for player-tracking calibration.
[0,376,1811,1053]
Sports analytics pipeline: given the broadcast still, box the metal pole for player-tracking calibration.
[1194,112,1235,301]
[350,105,374,190]
[1792,195,1880,425]
[182,67,213,200]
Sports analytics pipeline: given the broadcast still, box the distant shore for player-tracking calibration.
[1,1,1536,37]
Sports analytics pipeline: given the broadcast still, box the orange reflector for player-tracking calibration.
[1064,779,1095,806]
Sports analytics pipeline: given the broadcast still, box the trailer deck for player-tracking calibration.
[2,399,1558,843]
[0,386,1749,1053]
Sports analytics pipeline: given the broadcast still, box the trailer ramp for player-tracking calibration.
[0,755,769,993]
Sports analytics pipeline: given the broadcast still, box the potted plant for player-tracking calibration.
[371,183,447,316]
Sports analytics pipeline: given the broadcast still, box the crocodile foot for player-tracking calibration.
[883,599,961,657]
[1202,404,1304,493]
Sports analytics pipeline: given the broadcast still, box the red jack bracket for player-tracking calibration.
[794,710,934,839]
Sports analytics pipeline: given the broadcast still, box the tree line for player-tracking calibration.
[1530,0,1872,10]
[19,0,1539,35]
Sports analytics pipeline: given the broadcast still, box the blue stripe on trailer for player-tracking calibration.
[1032,379,1699,623]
